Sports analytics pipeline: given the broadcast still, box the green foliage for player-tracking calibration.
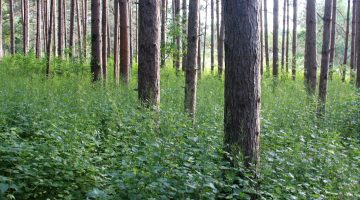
[0,55,359,199]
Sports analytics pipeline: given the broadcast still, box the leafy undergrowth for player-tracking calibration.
[0,55,359,199]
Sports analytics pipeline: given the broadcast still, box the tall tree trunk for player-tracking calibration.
[185,0,199,121]
[161,0,167,68]
[318,0,333,114]
[46,0,55,76]
[304,0,317,94]
[285,0,290,74]
[120,0,130,84]
[114,0,120,84]
[23,0,29,54]
[202,2,208,72]
[342,0,351,82]
[58,0,64,57]
[9,0,15,55]
[36,0,42,58]
[82,0,87,58]
[182,0,187,71]
[292,0,297,80]
[69,0,75,57]
[329,0,337,79]
[53,0,57,56]
[264,0,270,75]
[174,0,180,73]
[138,0,161,107]
[281,0,286,72]
[260,0,263,75]
[90,0,102,81]
[356,0,360,87]
[0,0,3,58]
[76,0,82,58]
[218,0,224,77]
[210,0,214,73]
[43,0,48,51]
[273,0,279,77]
[350,0,356,71]
[224,0,261,191]
[197,14,201,79]
[129,0,133,68]
[102,0,108,79]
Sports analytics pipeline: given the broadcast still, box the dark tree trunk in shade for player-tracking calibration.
[46,0,55,76]
[120,0,130,84]
[58,0,64,57]
[356,0,360,87]
[304,0,317,94]
[69,0,75,57]
[210,0,214,73]
[202,2,208,72]
[43,0,48,52]
[292,0,297,80]
[342,0,351,82]
[23,0,29,54]
[264,0,270,75]
[318,0,333,114]
[90,0,102,81]
[138,0,161,107]
[113,0,120,84]
[224,0,261,186]
[185,0,199,120]
[218,0,224,77]
[129,1,133,68]
[161,0,167,68]
[83,0,87,58]
[281,0,286,72]
[36,0,42,58]
[0,0,2,57]
[350,0,356,71]
[174,0,180,72]
[9,0,15,55]
[102,0,108,79]
[53,0,57,56]
[273,0,279,77]
[182,0,187,71]
[285,0,289,74]
[329,0,337,79]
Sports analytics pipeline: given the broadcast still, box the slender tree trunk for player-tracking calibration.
[161,0,167,68]
[83,0,87,58]
[174,0,181,73]
[329,0,337,79]
[76,0,82,58]
[129,0,133,68]
[218,0,224,77]
[224,0,261,194]
[264,0,270,75]
[350,0,356,71]
[90,0,102,81]
[260,0,263,75]
[356,0,360,87]
[182,0,187,71]
[69,0,75,57]
[58,0,64,57]
[43,0,48,51]
[281,0,286,72]
[318,0,333,114]
[292,0,297,80]
[138,0,161,107]
[273,0,279,77]
[0,0,3,58]
[202,2,208,72]
[185,0,199,121]
[47,0,55,76]
[285,0,290,74]
[120,0,130,84]
[107,21,111,58]
[9,0,15,55]
[210,0,214,73]
[53,0,57,56]
[102,0,108,79]
[63,0,67,50]
[197,14,201,79]
[23,0,29,54]
[114,0,120,84]
[36,0,42,58]
[342,0,351,82]
[304,0,317,94]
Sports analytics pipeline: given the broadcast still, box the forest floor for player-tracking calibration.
[0,55,359,199]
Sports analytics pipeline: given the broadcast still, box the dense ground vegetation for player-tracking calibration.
[0,55,359,199]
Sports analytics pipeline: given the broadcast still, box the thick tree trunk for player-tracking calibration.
[292,0,297,80]
[285,0,289,74]
[182,0,187,71]
[114,0,120,84]
[356,0,360,87]
[102,0,108,79]
[304,0,317,94]
[350,0,356,71]
[202,3,208,72]
[318,0,333,114]
[224,0,261,189]
[210,0,214,73]
[90,0,102,81]
[69,0,75,57]
[342,0,351,82]
[273,0,279,77]
[138,0,161,107]
[185,0,199,120]
[281,0,286,72]
[264,0,270,75]
[0,0,3,58]
[46,0,55,76]
[218,0,224,77]
[161,0,167,68]
[329,0,337,79]
[23,0,29,54]
[36,0,42,58]
[120,0,130,84]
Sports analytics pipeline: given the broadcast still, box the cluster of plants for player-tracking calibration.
[0,55,359,199]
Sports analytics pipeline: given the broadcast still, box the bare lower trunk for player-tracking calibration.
[218,0,224,77]
[264,0,270,75]
[120,0,130,84]
[329,0,337,79]
[281,0,286,72]
[182,0,187,71]
[90,0,102,81]
[102,0,108,79]
[356,0,360,87]
[210,0,214,73]
[350,0,356,71]
[69,0,75,57]
[285,0,289,74]
[202,3,208,72]
[0,0,3,57]
[9,0,15,55]
[342,0,351,82]
[46,0,55,76]
[23,0,29,54]
[58,0,64,57]
[161,0,167,68]
[76,0,83,58]
[113,0,120,84]
[292,0,297,80]
[138,0,161,107]
[36,0,42,58]
[273,0,279,77]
